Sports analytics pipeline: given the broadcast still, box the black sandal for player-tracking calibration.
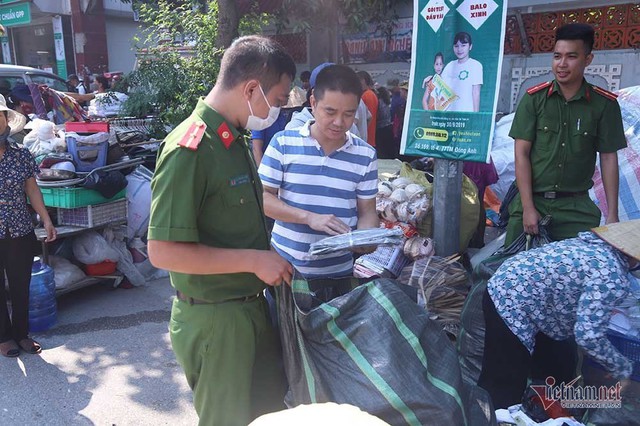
[0,340,20,357]
[18,338,42,354]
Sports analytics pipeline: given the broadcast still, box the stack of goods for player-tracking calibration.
[351,175,434,279]
[398,255,470,337]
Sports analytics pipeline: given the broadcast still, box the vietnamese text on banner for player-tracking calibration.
[401,0,508,163]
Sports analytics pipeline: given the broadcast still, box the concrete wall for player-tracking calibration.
[105,17,142,72]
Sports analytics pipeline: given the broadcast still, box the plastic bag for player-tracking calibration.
[126,166,153,239]
[49,255,86,289]
[457,217,553,384]
[399,162,480,251]
[72,231,120,265]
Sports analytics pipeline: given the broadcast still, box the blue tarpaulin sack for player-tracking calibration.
[276,273,495,426]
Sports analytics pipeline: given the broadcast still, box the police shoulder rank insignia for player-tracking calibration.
[178,120,207,151]
[592,85,618,101]
[526,81,553,95]
[217,122,235,149]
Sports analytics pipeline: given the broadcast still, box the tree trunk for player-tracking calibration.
[217,0,240,48]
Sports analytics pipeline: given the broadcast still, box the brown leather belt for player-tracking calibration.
[533,191,588,199]
[176,290,260,305]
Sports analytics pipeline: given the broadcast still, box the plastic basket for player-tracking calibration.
[66,135,109,172]
[84,260,117,276]
[608,330,640,361]
[584,330,640,381]
[57,198,127,227]
[40,186,126,209]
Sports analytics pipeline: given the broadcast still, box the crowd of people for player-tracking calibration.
[252,63,410,164]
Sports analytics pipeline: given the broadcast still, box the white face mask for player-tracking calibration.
[245,85,280,131]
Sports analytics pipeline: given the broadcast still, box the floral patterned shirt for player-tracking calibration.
[0,144,39,239]
[488,232,633,379]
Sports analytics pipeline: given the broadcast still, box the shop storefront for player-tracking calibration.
[0,0,74,78]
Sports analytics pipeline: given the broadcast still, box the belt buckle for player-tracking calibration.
[544,191,557,199]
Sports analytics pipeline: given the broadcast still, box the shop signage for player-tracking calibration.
[52,15,67,79]
[401,0,507,163]
[1,36,10,64]
[0,2,31,27]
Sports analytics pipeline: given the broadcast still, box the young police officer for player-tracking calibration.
[505,23,626,245]
[148,36,295,426]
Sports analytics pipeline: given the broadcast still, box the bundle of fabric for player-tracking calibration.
[26,84,88,124]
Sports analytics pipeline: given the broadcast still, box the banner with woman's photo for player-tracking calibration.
[400,0,507,163]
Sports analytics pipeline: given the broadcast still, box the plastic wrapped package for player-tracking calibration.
[71,231,120,265]
[308,228,404,256]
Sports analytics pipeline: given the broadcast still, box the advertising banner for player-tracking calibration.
[400,0,507,163]
[341,18,413,64]
[52,15,67,79]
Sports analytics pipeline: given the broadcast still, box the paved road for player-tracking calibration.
[0,277,198,425]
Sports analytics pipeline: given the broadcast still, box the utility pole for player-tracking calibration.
[432,159,462,256]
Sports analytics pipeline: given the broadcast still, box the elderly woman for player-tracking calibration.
[477,220,639,408]
[0,94,56,357]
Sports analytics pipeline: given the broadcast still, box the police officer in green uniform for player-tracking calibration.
[148,35,295,426]
[506,23,626,247]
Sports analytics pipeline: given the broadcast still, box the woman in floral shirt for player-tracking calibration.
[477,221,639,408]
[0,94,56,357]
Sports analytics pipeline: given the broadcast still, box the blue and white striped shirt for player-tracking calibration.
[258,120,378,279]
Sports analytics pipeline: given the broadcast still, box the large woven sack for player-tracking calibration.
[276,274,495,426]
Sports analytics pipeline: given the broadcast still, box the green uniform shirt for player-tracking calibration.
[149,98,270,302]
[509,79,626,193]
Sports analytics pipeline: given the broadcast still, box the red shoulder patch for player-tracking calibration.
[592,85,618,101]
[217,122,235,149]
[178,121,207,151]
[526,81,553,95]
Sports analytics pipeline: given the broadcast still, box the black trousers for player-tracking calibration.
[477,288,578,409]
[0,231,36,342]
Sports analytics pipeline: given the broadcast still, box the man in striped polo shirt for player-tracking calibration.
[258,65,379,279]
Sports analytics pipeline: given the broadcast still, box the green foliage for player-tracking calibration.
[273,0,408,37]
[119,0,271,132]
